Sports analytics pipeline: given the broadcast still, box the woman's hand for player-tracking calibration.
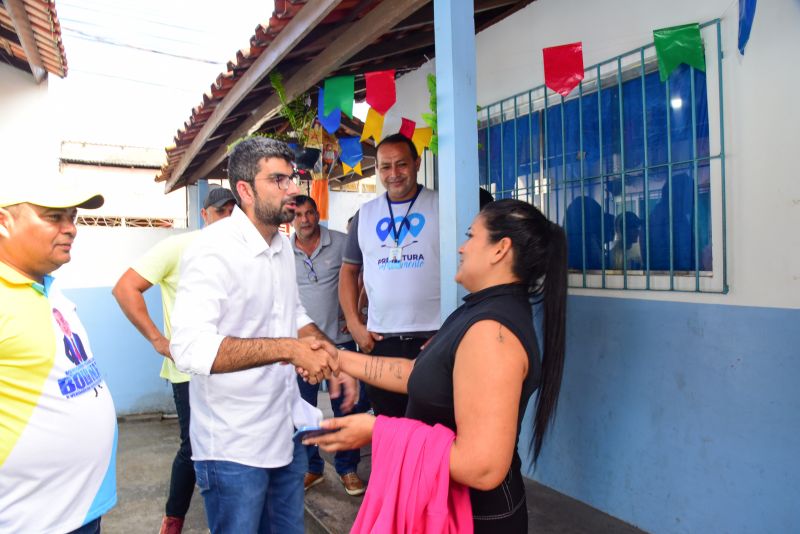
[304,413,376,452]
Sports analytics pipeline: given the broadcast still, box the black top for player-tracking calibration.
[406,283,541,521]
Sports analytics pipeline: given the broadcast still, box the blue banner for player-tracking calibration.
[338,136,363,167]
[317,89,341,134]
[738,0,757,55]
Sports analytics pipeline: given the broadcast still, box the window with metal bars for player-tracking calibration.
[478,19,727,293]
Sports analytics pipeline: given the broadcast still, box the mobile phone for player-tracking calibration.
[293,425,339,442]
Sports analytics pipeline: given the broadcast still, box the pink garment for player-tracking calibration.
[351,416,473,534]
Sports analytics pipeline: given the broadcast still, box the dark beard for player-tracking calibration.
[253,191,295,226]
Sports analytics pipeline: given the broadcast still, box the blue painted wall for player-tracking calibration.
[518,295,800,533]
[64,286,174,415]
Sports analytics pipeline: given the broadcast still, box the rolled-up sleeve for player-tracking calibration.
[170,243,229,376]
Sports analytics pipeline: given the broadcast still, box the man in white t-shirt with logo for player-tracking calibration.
[340,133,440,417]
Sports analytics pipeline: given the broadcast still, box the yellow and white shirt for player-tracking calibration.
[0,262,117,534]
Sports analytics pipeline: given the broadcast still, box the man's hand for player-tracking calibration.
[328,372,358,414]
[151,336,172,360]
[303,414,375,452]
[293,337,337,384]
[349,322,383,354]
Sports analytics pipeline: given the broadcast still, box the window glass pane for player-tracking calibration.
[477,50,715,284]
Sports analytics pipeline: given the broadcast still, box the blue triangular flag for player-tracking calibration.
[317,89,341,134]
[338,137,363,168]
[738,0,757,55]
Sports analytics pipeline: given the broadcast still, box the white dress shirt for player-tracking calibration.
[171,206,313,468]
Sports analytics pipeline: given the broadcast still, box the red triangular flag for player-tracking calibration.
[365,70,396,115]
[399,118,416,139]
[543,42,585,97]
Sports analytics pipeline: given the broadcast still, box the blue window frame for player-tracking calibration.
[478,19,727,293]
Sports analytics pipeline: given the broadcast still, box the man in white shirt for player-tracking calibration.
[112,187,235,534]
[170,137,343,534]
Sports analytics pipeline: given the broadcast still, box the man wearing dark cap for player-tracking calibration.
[0,178,117,533]
[112,187,234,534]
[201,187,236,224]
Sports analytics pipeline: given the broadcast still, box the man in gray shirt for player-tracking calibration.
[291,195,369,496]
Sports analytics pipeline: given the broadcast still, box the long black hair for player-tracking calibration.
[481,198,567,463]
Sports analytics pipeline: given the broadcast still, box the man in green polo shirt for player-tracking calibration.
[111,187,234,534]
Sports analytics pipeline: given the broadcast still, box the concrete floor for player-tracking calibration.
[108,394,647,534]
[104,416,208,534]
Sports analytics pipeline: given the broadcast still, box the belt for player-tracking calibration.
[379,332,436,342]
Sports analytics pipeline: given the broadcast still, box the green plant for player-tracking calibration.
[421,73,438,155]
[269,71,316,146]
[421,73,483,154]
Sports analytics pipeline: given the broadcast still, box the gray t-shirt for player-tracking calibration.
[292,226,352,345]
[343,210,363,264]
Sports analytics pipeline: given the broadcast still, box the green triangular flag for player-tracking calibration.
[323,75,354,118]
[653,23,706,82]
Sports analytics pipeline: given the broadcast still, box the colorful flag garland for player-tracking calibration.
[323,75,355,118]
[317,89,341,135]
[653,23,706,82]
[360,107,385,143]
[738,0,757,55]
[411,127,433,156]
[399,118,416,140]
[542,42,585,96]
[365,70,396,115]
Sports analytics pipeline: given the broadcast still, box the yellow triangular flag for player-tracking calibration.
[342,162,363,176]
[411,127,433,155]
[360,107,385,143]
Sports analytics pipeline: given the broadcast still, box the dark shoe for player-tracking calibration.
[339,472,366,496]
[304,472,324,491]
[159,516,185,534]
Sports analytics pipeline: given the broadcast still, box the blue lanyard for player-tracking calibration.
[386,185,422,246]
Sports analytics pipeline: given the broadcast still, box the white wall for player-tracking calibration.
[328,191,376,233]
[60,163,187,222]
[55,226,187,288]
[0,63,60,180]
[393,0,800,310]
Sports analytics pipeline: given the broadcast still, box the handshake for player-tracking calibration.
[290,337,358,413]
[290,337,340,385]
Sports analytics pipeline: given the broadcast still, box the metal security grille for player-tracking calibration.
[478,19,727,293]
[77,216,176,228]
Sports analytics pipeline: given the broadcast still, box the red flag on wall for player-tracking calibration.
[543,42,585,97]
[365,70,396,115]
[399,118,416,139]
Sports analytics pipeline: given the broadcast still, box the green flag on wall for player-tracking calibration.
[653,23,706,82]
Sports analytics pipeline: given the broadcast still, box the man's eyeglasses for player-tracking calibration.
[303,258,318,283]
[254,172,300,190]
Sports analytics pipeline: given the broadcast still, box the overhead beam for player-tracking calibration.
[172,0,429,192]
[3,0,46,82]
[163,0,343,193]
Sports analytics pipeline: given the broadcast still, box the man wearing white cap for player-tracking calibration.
[0,179,117,534]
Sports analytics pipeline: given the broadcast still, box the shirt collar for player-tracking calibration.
[231,205,283,257]
[463,282,529,307]
[0,261,53,296]
[291,226,330,258]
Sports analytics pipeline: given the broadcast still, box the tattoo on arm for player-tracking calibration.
[497,325,505,343]
[364,357,405,381]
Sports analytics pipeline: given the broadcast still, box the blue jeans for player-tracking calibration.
[296,342,370,475]
[167,381,195,517]
[194,441,307,534]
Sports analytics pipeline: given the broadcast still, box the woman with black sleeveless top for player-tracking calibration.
[307,199,568,532]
